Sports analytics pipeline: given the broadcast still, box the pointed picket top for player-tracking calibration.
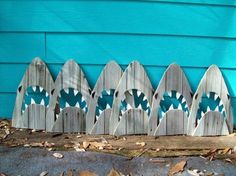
[86,60,123,134]
[148,63,192,136]
[187,65,233,136]
[46,59,91,132]
[109,61,153,135]
[12,57,54,130]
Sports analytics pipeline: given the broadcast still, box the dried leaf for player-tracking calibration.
[222,147,231,154]
[225,158,233,164]
[107,168,120,176]
[149,158,166,163]
[67,170,73,176]
[53,153,63,159]
[169,160,186,176]
[83,141,90,149]
[136,142,146,147]
[40,171,48,176]
[79,170,97,176]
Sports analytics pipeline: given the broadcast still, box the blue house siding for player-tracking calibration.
[0,0,236,125]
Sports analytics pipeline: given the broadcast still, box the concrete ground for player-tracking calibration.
[0,145,236,176]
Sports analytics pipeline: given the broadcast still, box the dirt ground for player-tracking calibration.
[1,119,236,176]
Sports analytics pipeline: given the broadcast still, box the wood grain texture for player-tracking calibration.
[109,61,153,135]
[187,65,233,136]
[86,61,123,134]
[12,58,54,130]
[149,64,192,136]
[46,60,90,132]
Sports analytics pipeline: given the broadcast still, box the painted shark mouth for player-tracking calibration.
[119,89,151,119]
[196,92,226,125]
[158,90,189,119]
[55,87,88,119]
[21,85,49,114]
[95,89,114,120]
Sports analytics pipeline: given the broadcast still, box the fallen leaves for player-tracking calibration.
[169,160,187,176]
[78,171,97,176]
[39,171,48,176]
[107,168,121,176]
[53,152,63,159]
[135,142,146,147]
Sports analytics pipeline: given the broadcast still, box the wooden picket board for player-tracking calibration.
[149,64,192,136]
[187,65,233,136]
[86,61,123,134]
[109,61,153,135]
[12,57,54,130]
[46,60,90,132]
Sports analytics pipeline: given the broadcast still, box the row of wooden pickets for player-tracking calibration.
[12,58,233,136]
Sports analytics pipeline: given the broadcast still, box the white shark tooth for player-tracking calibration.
[73,89,79,96]
[40,99,45,106]
[201,111,205,117]
[75,102,80,108]
[176,92,181,99]
[106,104,111,109]
[32,86,37,92]
[168,91,172,97]
[214,106,218,111]
[31,98,36,104]
[96,115,99,120]
[25,104,28,109]
[45,92,49,97]
[106,90,111,95]
[161,111,165,117]
[47,104,49,108]
[83,107,87,112]
[137,104,142,109]
[214,94,218,101]
[178,104,182,110]
[39,87,43,92]
[22,110,25,114]
[128,90,133,96]
[145,109,149,114]
[206,93,210,98]
[56,114,59,119]
[169,104,174,110]
[99,109,103,115]
[81,96,85,102]
[207,106,211,112]
[219,100,223,107]
[137,90,142,97]
[121,109,125,115]
[64,88,69,94]
[119,116,122,120]
[127,103,132,110]
[60,108,63,112]
[65,102,70,107]
[143,96,147,102]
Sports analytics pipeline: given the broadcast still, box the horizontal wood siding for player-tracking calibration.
[0,0,236,125]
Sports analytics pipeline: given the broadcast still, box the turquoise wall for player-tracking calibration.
[1,0,236,124]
